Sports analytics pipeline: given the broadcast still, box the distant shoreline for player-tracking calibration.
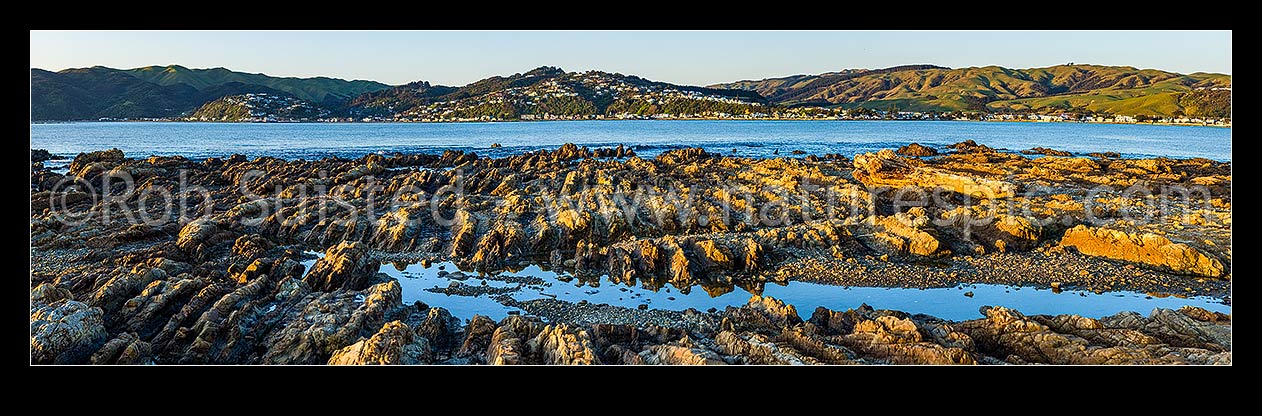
[30,118,1232,128]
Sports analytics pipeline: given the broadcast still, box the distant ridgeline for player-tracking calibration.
[712,64,1232,118]
[343,66,768,121]
[31,65,389,121]
[31,64,1231,121]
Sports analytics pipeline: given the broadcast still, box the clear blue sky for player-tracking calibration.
[30,31,1231,86]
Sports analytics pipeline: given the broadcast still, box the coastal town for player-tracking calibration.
[78,68,1228,126]
[92,105,1230,126]
[377,109,1231,126]
[386,69,765,122]
[150,108,1229,127]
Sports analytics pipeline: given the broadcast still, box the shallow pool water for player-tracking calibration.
[303,253,1231,322]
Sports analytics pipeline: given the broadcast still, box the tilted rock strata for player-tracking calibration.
[29,143,1231,364]
[853,149,1017,199]
[1059,225,1225,278]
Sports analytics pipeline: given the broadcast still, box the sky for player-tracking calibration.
[30,31,1232,87]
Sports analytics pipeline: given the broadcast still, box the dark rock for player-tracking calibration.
[896,143,939,157]
[327,321,432,365]
[1022,147,1073,156]
[302,241,380,291]
[67,148,125,178]
[32,149,62,162]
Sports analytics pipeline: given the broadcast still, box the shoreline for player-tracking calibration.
[32,144,1236,167]
[30,142,1232,364]
[30,118,1232,128]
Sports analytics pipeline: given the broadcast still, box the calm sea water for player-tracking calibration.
[31,120,1232,161]
[303,255,1231,322]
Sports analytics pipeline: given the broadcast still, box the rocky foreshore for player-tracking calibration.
[30,142,1231,364]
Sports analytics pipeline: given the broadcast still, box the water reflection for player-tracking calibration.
[303,253,1231,322]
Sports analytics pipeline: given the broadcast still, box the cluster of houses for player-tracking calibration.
[122,87,1231,125]
[393,71,763,122]
[185,93,330,122]
[344,108,1231,124]
[988,113,1229,126]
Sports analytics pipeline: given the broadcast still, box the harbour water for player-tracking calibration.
[31,120,1232,161]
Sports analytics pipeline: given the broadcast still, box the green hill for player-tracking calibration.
[713,64,1231,117]
[32,63,1231,121]
[345,66,768,120]
[31,65,390,121]
[123,65,390,106]
[32,67,192,120]
[343,81,460,117]
[31,68,286,120]
[716,65,946,104]
[189,93,330,122]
